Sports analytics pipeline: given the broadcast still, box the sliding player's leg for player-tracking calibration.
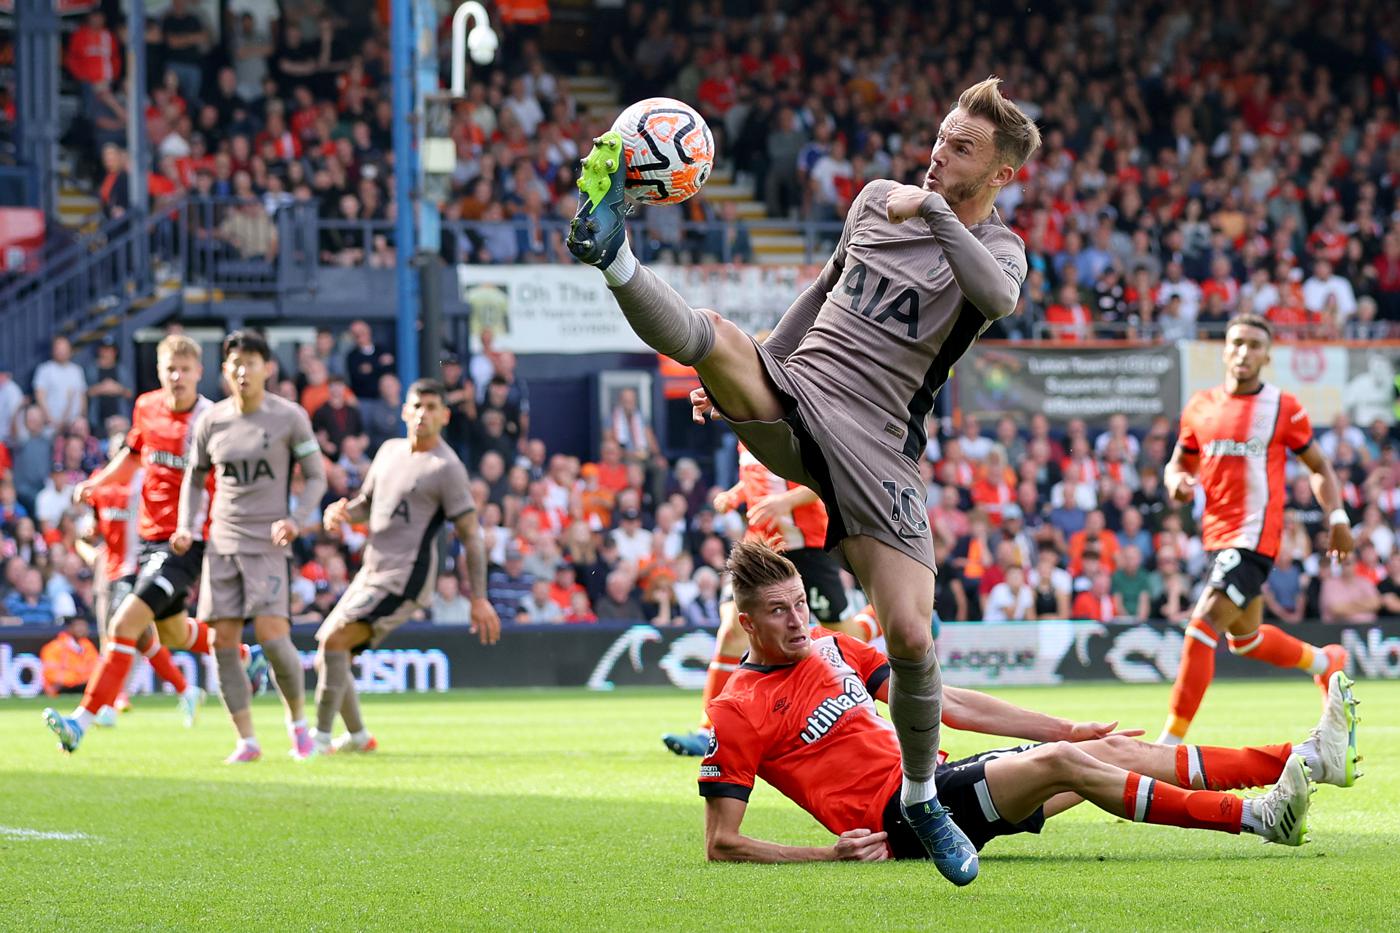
[842,533,977,885]
[982,741,1310,846]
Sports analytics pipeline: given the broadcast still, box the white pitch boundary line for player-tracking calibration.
[0,825,95,841]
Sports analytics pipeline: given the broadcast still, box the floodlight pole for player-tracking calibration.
[391,0,419,391]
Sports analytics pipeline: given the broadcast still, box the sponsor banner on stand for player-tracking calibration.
[4,620,1398,697]
[1180,340,1400,427]
[956,343,1181,429]
[458,264,819,354]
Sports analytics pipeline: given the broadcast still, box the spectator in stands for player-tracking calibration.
[486,546,533,622]
[1071,569,1116,622]
[32,337,87,432]
[345,320,394,401]
[1302,259,1357,324]
[65,12,121,103]
[1045,283,1093,341]
[1378,551,1400,619]
[1320,554,1380,624]
[0,368,24,448]
[40,616,99,694]
[683,567,722,628]
[1263,543,1310,625]
[518,578,564,624]
[11,406,53,512]
[311,376,363,460]
[594,568,645,622]
[983,564,1035,623]
[360,373,402,451]
[33,466,74,531]
[1029,546,1072,619]
[84,340,131,426]
[161,0,209,104]
[1110,546,1157,622]
[4,566,55,625]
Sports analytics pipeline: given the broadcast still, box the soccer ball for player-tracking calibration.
[611,97,715,206]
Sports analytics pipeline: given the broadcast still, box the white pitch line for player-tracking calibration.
[0,825,95,841]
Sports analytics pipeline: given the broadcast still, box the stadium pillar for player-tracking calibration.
[391,0,420,391]
[127,0,149,222]
[13,0,60,220]
[417,253,445,381]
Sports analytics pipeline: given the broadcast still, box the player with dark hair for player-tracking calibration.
[313,378,500,754]
[570,78,1042,883]
[1157,315,1354,748]
[698,541,1358,864]
[45,335,231,752]
[172,330,328,763]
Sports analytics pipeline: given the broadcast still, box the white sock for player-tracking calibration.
[313,729,333,745]
[1292,739,1320,777]
[1156,731,1184,746]
[351,729,371,744]
[1239,798,1262,835]
[901,776,939,806]
[288,718,307,733]
[237,736,261,752]
[72,708,95,730]
[1303,649,1329,676]
[601,238,637,286]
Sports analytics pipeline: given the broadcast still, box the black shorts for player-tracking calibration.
[786,546,848,623]
[1205,548,1273,608]
[132,539,205,620]
[882,744,1048,857]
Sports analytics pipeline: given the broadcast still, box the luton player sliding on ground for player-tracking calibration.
[697,541,1360,864]
[315,378,500,755]
[569,77,1041,885]
[173,331,328,763]
[1157,315,1353,747]
[45,335,234,752]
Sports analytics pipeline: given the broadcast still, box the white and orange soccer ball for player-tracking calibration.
[611,97,715,206]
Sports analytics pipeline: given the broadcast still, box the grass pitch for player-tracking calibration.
[2,679,1395,931]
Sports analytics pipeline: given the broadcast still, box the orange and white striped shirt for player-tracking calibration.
[1178,384,1313,559]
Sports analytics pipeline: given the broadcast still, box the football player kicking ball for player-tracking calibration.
[173,331,328,763]
[313,378,500,754]
[570,78,1041,884]
[1158,315,1352,745]
[699,541,1360,864]
[45,336,229,752]
[663,443,869,757]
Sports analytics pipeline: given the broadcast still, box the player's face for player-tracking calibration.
[402,391,449,439]
[157,352,202,408]
[223,350,268,400]
[1222,324,1271,386]
[925,110,1009,206]
[738,577,811,664]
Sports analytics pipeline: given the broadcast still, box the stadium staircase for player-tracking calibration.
[569,75,806,265]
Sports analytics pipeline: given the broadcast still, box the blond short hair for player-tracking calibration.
[726,539,800,613]
[156,334,201,362]
[958,77,1042,171]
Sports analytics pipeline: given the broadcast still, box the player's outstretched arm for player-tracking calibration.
[1298,443,1354,558]
[704,797,886,863]
[73,444,139,505]
[454,509,500,645]
[941,686,1143,743]
[1163,443,1200,504]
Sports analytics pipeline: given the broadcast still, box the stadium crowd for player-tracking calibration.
[52,0,1400,337]
[4,323,1400,631]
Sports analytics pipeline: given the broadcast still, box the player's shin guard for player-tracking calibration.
[340,677,365,734]
[888,648,943,801]
[80,638,139,716]
[262,636,305,707]
[608,266,716,367]
[1228,624,1328,674]
[315,650,352,735]
[1123,771,1242,833]
[1162,618,1218,743]
[143,642,188,693]
[215,647,252,716]
[1174,743,1294,790]
[697,653,742,731]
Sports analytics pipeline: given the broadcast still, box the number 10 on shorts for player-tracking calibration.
[882,481,929,536]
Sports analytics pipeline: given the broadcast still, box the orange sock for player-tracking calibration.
[851,608,882,642]
[1175,743,1294,790]
[1123,772,1242,833]
[1228,625,1327,674]
[184,619,214,654]
[81,638,139,716]
[144,643,188,693]
[1162,618,1218,741]
[697,653,742,731]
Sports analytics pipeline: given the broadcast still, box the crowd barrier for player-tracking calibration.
[3,619,1398,699]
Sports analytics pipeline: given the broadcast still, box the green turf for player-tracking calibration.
[2,679,1395,931]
